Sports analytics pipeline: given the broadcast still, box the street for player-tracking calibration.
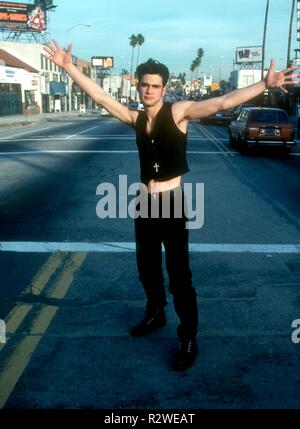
[0,115,300,409]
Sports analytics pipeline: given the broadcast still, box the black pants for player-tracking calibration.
[134,185,198,340]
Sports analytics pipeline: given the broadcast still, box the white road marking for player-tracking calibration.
[66,126,99,139]
[0,126,63,140]
[0,137,135,142]
[0,136,225,141]
[0,150,237,156]
[0,242,299,253]
[0,150,138,155]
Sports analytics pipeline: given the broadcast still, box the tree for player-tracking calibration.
[129,34,138,85]
[193,57,201,79]
[190,48,204,91]
[196,48,204,79]
[136,33,145,70]
[178,72,186,86]
[190,62,197,91]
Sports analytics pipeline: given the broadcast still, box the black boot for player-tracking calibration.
[130,307,166,336]
[172,338,198,371]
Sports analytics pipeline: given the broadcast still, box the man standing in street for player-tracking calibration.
[43,39,298,371]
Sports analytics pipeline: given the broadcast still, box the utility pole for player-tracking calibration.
[287,0,296,67]
[261,0,270,81]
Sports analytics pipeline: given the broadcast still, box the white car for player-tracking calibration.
[101,107,110,116]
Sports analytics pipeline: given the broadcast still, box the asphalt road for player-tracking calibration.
[0,115,300,409]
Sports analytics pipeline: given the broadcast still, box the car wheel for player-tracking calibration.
[238,136,247,155]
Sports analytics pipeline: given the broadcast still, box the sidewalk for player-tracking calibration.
[0,110,101,130]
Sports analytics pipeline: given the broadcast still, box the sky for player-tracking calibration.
[45,0,299,81]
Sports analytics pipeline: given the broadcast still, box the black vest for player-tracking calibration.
[134,102,190,184]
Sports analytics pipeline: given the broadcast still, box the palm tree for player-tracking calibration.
[196,48,204,79]
[136,33,145,70]
[287,0,296,67]
[178,72,186,86]
[193,57,201,80]
[190,62,197,92]
[129,34,138,85]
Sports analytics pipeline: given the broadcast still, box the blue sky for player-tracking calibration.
[47,0,299,80]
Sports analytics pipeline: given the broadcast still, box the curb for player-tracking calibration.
[0,112,102,131]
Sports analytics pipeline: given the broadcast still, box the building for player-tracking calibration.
[230,69,268,89]
[0,48,40,116]
[0,40,67,113]
[71,57,93,111]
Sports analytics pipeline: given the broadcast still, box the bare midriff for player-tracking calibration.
[147,175,182,193]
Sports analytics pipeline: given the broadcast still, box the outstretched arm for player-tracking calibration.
[174,59,299,122]
[43,39,138,126]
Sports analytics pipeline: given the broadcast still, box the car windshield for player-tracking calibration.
[249,110,289,123]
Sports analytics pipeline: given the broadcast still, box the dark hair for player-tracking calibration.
[136,58,169,87]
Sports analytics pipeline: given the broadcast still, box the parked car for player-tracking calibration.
[228,107,295,155]
[200,108,235,125]
[231,104,256,121]
[128,101,139,110]
[128,101,144,110]
[100,107,111,116]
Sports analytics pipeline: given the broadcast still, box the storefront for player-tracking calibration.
[0,82,22,116]
[49,80,67,112]
[0,65,41,116]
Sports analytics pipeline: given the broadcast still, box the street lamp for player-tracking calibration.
[66,23,92,46]
[65,23,92,112]
[261,0,270,81]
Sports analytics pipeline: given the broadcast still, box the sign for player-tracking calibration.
[79,104,86,113]
[0,1,47,32]
[236,46,262,64]
[211,82,220,91]
[91,56,114,69]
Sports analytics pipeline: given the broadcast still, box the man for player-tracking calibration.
[44,39,298,371]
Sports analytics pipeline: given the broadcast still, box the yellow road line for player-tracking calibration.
[25,251,68,296]
[0,305,58,409]
[46,252,87,299]
[198,123,230,153]
[194,122,233,154]
[0,304,33,353]
[204,127,232,153]
[0,252,67,353]
[0,252,87,408]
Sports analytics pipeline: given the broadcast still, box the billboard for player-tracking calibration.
[0,1,46,32]
[91,56,114,69]
[236,46,262,64]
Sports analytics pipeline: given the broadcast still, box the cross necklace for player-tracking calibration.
[150,138,159,173]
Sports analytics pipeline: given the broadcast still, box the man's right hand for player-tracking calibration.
[43,38,72,70]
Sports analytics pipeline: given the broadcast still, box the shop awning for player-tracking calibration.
[50,81,67,96]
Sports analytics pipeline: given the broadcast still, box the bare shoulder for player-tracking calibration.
[172,97,224,121]
[172,100,194,117]
[171,101,193,131]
